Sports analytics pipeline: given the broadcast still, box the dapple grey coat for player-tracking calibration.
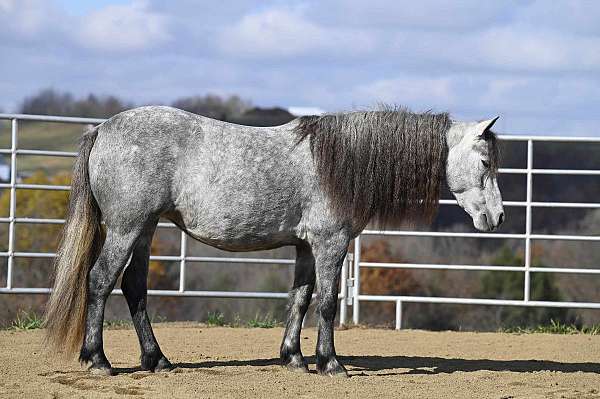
[44,106,504,377]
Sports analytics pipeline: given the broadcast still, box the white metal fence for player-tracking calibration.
[1,113,599,329]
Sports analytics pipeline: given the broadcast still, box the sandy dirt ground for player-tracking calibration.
[1,323,600,398]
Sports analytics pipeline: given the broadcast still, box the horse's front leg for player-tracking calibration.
[312,232,350,377]
[280,242,315,372]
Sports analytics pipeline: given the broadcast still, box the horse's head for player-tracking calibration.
[446,117,504,232]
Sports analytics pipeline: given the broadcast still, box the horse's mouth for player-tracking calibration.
[474,213,494,232]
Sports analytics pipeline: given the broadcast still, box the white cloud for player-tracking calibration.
[473,27,600,72]
[78,1,171,52]
[384,25,600,74]
[218,7,377,58]
[313,0,519,31]
[515,1,600,36]
[0,0,57,38]
[353,76,455,110]
[481,76,600,115]
[0,0,13,11]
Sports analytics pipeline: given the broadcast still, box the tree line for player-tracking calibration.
[19,88,296,127]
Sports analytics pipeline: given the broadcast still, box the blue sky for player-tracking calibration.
[55,0,131,16]
[1,0,599,135]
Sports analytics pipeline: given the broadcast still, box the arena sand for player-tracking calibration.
[1,323,599,398]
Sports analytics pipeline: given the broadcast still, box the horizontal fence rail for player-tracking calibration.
[1,113,600,329]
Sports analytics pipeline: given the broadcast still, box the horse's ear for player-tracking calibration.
[476,116,499,136]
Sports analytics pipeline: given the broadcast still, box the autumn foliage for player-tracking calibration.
[358,240,421,325]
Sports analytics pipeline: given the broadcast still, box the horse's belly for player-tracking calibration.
[186,229,297,251]
[173,200,304,252]
[184,222,299,251]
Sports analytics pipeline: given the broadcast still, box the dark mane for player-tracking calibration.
[483,128,500,180]
[295,108,452,228]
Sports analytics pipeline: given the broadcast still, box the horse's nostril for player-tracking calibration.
[498,212,505,226]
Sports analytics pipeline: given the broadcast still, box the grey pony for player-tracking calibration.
[43,106,504,377]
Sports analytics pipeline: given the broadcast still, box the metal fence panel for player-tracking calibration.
[1,113,599,329]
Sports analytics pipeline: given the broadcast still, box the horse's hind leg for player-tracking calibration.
[121,221,172,372]
[280,242,315,372]
[79,224,147,375]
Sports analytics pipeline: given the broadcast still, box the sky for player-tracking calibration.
[1,0,599,135]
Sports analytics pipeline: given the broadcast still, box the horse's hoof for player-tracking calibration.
[154,357,174,373]
[284,360,309,374]
[141,353,173,372]
[282,354,308,373]
[89,366,114,376]
[318,358,349,378]
[80,351,113,376]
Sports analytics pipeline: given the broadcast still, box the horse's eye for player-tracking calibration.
[481,160,489,168]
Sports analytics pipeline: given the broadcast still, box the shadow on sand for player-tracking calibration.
[113,355,600,376]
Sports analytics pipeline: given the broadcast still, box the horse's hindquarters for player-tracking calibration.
[88,115,182,228]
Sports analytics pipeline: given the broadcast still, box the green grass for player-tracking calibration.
[206,311,226,326]
[11,310,43,331]
[247,313,278,328]
[502,319,600,335]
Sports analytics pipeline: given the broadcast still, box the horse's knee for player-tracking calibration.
[317,288,338,319]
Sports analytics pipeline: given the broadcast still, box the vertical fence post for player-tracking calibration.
[524,139,533,302]
[352,236,361,324]
[6,119,17,290]
[339,253,348,326]
[395,300,402,330]
[179,231,187,293]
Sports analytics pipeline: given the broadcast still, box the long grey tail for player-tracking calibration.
[43,126,105,357]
